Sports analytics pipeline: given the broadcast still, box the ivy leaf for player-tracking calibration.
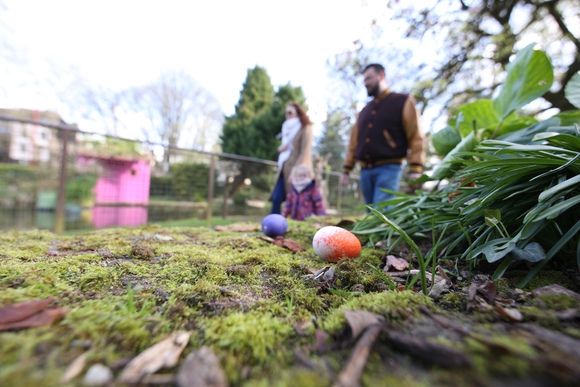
[510,242,545,262]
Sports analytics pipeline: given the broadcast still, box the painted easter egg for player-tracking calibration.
[312,226,361,263]
[261,214,288,238]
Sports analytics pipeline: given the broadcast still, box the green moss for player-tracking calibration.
[514,270,577,292]
[0,223,575,386]
[202,311,295,383]
[537,294,579,311]
[322,290,433,334]
[438,291,468,311]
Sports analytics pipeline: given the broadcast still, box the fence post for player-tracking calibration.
[223,176,229,219]
[206,154,215,228]
[337,175,343,215]
[54,129,69,234]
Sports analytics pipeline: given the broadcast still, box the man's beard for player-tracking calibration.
[367,83,379,97]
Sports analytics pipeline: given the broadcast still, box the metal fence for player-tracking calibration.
[0,114,366,234]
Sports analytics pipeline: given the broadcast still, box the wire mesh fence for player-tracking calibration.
[0,113,366,233]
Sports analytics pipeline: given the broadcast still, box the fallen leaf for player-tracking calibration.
[0,297,54,324]
[60,352,89,384]
[315,329,329,355]
[214,224,259,232]
[273,237,306,253]
[340,309,384,342]
[485,281,497,303]
[176,346,229,387]
[118,332,191,384]
[0,306,69,331]
[428,280,452,300]
[383,255,409,272]
[495,305,523,322]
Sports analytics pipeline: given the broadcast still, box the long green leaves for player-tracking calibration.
[366,207,428,295]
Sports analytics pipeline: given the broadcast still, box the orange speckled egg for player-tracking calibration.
[312,226,361,263]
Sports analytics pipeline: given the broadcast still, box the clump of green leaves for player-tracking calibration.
[353,44,580,287]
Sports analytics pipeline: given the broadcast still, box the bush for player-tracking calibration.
[170,162,213,202]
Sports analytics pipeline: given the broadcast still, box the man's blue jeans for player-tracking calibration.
[360,163,402,207]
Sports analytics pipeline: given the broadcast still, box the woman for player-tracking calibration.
[270,102,313,214]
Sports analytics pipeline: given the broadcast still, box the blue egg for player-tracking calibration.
[261,214,288,237]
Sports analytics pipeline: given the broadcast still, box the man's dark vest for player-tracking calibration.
[355,92,409,166]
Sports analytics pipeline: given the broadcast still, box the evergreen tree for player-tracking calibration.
[220,67,307,197]
[315,109,348,173]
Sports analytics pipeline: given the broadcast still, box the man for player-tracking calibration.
[341,63,426,206]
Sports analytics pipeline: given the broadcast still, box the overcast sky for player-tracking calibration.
[1,0,397,134]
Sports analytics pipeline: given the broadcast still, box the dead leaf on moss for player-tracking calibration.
[118,332,191,384]
[383,255,409,272]
[0,297,55,324]
[428,267,453,300]
[176,346,229,387]
[258,235,306,253]
[0,306,69,331]
[340,309,384,342]
[214,224,260,232]
[60,352,89,384]
[495,304,523,322]
[0,297,68,331]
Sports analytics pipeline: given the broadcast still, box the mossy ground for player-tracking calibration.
[0,219,579,386]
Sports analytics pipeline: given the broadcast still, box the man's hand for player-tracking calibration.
[341,173,350,186]
[407,172,421,181]
[405,172,423,194]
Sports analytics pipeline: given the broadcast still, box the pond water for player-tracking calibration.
[0,206,205,233]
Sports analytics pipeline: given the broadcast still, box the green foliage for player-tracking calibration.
[170,162,212,201]
[65,173,97,202]
[149,175,172,199]
[0,164,42,206]
[315,109,349,171]
[431,45,554,180]
[564,71,580,109]
[355,45,580,285]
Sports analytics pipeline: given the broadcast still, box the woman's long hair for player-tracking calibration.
[288,102,312,127]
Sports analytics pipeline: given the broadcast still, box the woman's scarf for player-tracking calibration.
[278,117,301,170]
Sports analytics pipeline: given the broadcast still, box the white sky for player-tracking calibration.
[0,0,395,136]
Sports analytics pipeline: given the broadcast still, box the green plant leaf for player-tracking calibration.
[493,43,554,120]
[483,209,501,227]
[431,131,479,180]
[533,132,580,152]
[468,238,514,263]
[452,100,503,136]
[511,242,545,262]
[519,219,580,287]
[564,71,580,109]
[432,125,462,156]
[539,175,580,202]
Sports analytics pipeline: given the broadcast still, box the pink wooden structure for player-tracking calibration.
[77,153,151,206]
[77,153,151,228]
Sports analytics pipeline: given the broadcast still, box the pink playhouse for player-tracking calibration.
[77,152,151,228]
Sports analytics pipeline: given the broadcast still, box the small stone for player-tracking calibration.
[82,363,113,386]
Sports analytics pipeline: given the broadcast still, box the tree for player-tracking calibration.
[385,0,579,118]
[220,66,307,197]
[315,109,349,173]
[130,70,223,172]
